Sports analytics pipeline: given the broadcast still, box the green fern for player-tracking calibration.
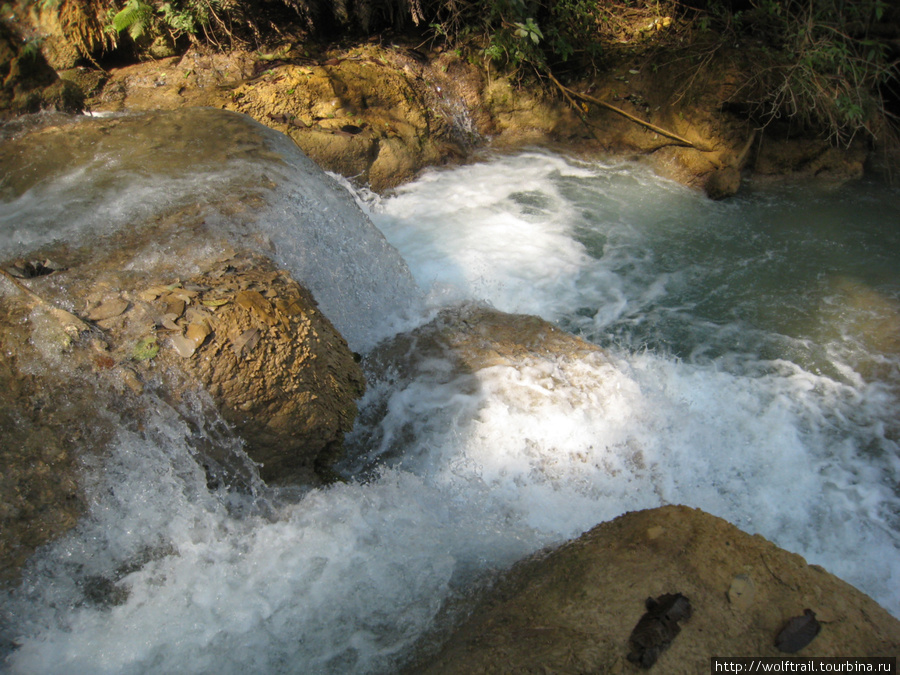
[111,0,154,40]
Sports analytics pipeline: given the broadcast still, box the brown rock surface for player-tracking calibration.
[155,254,366,483]
[0,20,83,118]
[0,240,365,582]
[67,33,876,197]
[412,506,900,673]
[0,295,114,584]
[0,110,367,583]
[365,304,605,387]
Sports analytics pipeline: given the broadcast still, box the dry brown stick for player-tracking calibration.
[546,71,602,143]
[547,72,707,150]
[0,267,92,335]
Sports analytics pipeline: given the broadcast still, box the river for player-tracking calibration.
[1,110,898,673]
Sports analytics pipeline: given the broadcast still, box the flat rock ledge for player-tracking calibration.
[411,505,900,673]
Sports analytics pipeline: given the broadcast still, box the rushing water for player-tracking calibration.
[1,111,899,673]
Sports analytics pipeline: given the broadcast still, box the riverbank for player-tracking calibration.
[62,37,883,196]
[3,2,893,197]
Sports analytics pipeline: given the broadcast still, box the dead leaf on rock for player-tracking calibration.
[87,298,129,321]
[140,283,184,301]
[161,314,181,331]
[236,290,278,326]
[138,287,166,301]
[171,289,198,301]
[232,327,260,357]
[185,308,211,325]
[118,366,144,395]
[185,321,210,348]
[164,295,185,315]
[171,333,198,358]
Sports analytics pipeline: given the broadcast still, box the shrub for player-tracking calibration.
[707,0,898,146]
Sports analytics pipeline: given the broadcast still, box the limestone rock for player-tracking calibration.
[752,129,867,183]
[0,110,368,585]
[0,319,104,584]
[156,254,366,484]
[411,506,900,673]
[369,303,604,378]
[704,165,742,199]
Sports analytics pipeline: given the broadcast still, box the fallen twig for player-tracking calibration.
[547,72,710,150]
[0,267,92,336]
[543,70,602,144]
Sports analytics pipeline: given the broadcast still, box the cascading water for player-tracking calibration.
[1,111,898,674]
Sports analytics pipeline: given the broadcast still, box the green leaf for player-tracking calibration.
[111,0,153,40]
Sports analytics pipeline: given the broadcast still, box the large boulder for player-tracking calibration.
[413,506,900,673]
[368,303,604,375]
[0,239,365,582]
[152,252,366,483]
[0,111,367,583]
[0,20,83,117]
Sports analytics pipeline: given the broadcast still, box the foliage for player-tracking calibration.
[425,0,614,75]
[107,0,233,44]
[110,0,153,39]
[703,0,898,146]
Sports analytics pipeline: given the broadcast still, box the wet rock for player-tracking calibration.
[369,303,605,377]
[0,301,114,585]
[0,239,365,584]
[409,506,900,674]
[86,297,129,321]
[155,254,366,484]
[0,110,369,585]
[1,21,78,118]
[704,165,741,199]
[753,132,867,183]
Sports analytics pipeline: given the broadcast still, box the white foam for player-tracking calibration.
[364,151,900,616]
[3,405,541,675]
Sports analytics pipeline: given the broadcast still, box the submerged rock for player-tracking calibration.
[410,506,900,673]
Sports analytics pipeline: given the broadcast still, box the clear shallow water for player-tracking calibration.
[1,115,899,673]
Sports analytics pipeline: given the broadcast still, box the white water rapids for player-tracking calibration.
[1,110,899,673]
